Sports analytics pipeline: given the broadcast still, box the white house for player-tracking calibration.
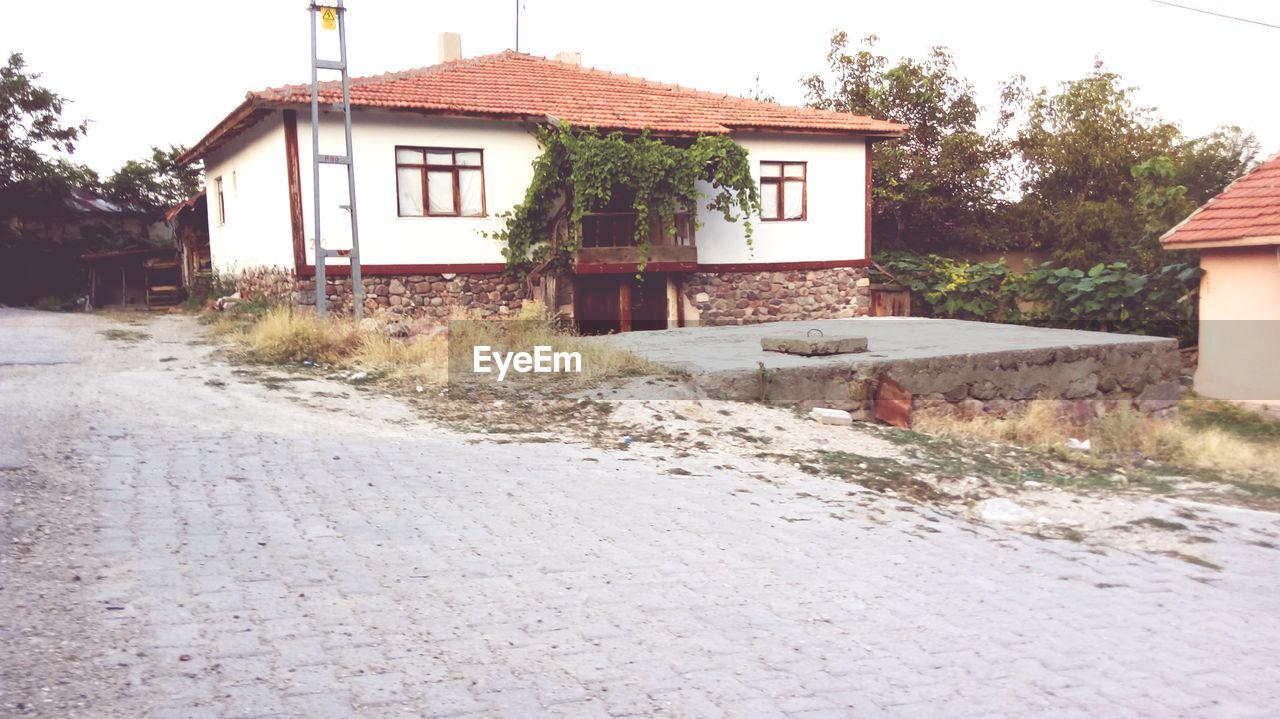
[178,35,905,332]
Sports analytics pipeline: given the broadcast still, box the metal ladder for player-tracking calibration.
[308,1,363,320]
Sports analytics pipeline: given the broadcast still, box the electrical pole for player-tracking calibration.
[308,2,364,320]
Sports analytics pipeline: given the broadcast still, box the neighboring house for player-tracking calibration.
[165,192,212,293]
[177,35,905,332]
[82,246,181,310]
[1161,151,1280,403]
[0,183,173,306]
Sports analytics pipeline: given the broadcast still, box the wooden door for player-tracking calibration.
[573,274,669,334]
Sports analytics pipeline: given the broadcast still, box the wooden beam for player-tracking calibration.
[283,110,305,272]
[618,280,632,333]
[864,136,873,263]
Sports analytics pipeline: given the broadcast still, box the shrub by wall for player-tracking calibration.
[876,252,1202,344]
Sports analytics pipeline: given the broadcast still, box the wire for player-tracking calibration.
[1150,0,1280,30]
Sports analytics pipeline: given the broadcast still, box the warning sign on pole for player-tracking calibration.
[320,6,338,30]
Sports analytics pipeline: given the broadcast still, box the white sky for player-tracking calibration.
[6,0,1278,175]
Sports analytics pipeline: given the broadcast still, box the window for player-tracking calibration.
[214,176,226,225]
[395,147,485,217]
[759,161,806,221]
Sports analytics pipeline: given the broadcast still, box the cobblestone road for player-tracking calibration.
[2,310,1279,718]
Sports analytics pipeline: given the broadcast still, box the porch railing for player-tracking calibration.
[579,212,694,249]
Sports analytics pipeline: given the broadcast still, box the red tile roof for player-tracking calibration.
[1162,151,1280,249]
[181,51,905,163]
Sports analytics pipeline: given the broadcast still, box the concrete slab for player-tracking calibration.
[607,318,1166,372]
[599,318,1181,411]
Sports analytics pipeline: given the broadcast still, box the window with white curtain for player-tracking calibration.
[759,161,807,221]
[395,147,486,217]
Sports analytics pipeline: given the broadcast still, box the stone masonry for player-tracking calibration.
[683,266,871,325]
[235,268,528,320]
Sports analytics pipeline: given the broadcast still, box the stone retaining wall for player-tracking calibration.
[730,340,1182,420]
[683,266,871,325]
[901,341,1183,420]
[701,337,1177,419]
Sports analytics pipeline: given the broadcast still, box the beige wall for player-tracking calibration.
[1195,246,1280,401]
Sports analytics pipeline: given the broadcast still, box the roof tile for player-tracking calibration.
[184,51,905,163]
[1162,152,1280,247]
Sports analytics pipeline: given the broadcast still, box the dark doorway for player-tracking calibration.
[574,274,670,335]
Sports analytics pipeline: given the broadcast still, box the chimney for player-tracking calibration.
[554,51,582,67]
[438,32,462,63]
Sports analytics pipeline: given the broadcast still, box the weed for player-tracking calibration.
[1181,399,1280,443]
[1128,517,1189,532]
[241,307,360,364]
[1162,551,1222,571]
[99,329,151,342]
[914,399,1280,487]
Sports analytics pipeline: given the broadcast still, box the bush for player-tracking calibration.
[876,251,1202,343]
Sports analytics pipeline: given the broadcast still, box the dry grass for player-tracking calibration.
[446,301,661,389]
[354,333,448,384]
[914,399,1280,483]
[217,300,659,390]
[242,307,361,363]
[914,400,1072,448]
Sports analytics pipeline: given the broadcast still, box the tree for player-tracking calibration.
[103,145,203,212]
[802,33,1009,253]
[1006,63,1261,270]
[1173,125,1259,205]
[0,52,89,190]
[1008,62,1188,269]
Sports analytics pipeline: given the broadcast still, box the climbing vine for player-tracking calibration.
[494,122,761,273]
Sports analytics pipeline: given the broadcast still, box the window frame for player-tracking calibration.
[759,161,807,222]
[394,146,487,218]
[214,176,226,226]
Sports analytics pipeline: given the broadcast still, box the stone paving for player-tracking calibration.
[2,310,1280,718]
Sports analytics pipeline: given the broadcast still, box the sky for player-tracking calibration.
[5,0,1278,175]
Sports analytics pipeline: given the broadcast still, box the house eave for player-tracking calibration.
[1162,235,1280,251]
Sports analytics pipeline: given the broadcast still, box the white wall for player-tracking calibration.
[296,112,542,266]
[206,111,870,272]
[696,133,868,265]
[204,113,294,274]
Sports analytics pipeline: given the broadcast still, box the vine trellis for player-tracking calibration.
[494,122,762,275]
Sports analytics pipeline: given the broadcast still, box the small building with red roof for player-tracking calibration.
[1161,151,1280,403]
[177,35,905,332]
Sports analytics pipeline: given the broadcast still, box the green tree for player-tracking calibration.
[103,145,203,212]
[1009,62,1187,269]
[802,33,1009,253]
[1173,125,1259,205]
[0,52,89,189]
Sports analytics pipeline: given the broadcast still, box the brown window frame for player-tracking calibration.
[759,161,807,222]
[395,147,487,218]
[214,176,226,226]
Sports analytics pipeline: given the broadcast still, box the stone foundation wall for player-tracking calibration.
[236,267,299,304]
[296,272,528,319]
[231,266,528,320]
[683,266,871,325]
